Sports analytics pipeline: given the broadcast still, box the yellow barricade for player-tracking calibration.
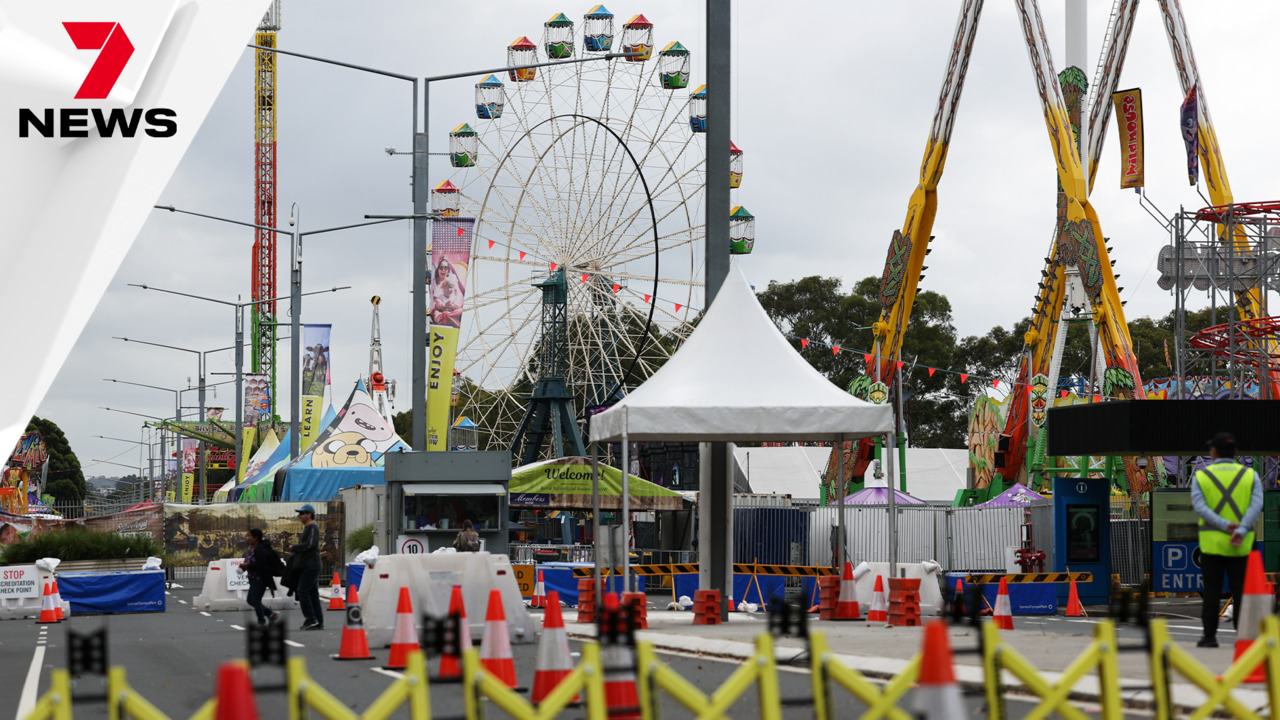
[981,619,1122,720]
[19,669,72,720]
[460,642,608,720]
[809,632,918,720]
[1149,616,1280,720]
[635,634,782,720]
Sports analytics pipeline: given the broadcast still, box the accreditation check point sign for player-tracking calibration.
[0,565,41,600]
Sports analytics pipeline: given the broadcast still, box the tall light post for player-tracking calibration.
[152,204,396,462]
[103,378,183,499]
[244,42,636,450]
[94,435,157,489]
[126,283,349,484]
[113,338,233,504]
[90,460,148,504]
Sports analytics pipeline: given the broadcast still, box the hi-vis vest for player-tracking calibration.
[1196,462,1256,557]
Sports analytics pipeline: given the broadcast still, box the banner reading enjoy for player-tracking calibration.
[300,324,332,451]
[427,218,475,451]
[1110,88,1144,189]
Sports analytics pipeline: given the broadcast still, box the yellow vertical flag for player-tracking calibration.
[427,217,475,451]
[1110,88,1144,189]
[180,473,194,503]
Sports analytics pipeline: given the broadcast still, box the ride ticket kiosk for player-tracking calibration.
[385,451,512,557]
[1053,477,1111,605]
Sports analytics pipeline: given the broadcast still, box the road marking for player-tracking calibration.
[230,625,246,631]
[200,611,212,617]
[371,667,403,680]
[177,600,187,605]
[285,640,305,648]
[17,643,47,719]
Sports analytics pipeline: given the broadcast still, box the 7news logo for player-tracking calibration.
[18,22,177,138]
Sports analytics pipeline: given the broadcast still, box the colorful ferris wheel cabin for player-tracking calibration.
[688,84,707,133]
[432,180,461,217]
[730,141,743,188]
[544,13,575,58]
[449,124,478,168]
[621,14,654,61]
[658,41,690,89]
[583,5,614,52]
[508,36,538,82]
[475,74,506,120]
[729,206,755,254]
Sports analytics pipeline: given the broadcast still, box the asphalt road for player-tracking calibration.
[4,584,1158,719]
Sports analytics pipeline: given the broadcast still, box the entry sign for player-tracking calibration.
[397,535,427,554]
[0,565,40,599]
[227,559,250,591]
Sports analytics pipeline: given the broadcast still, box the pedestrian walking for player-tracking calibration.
[452,519,481,552]
[292,504,324,630]
[242,528,281,627]
[1193,432,1261,648]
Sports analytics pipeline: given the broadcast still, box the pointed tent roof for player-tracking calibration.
[660,41,688,55]
[545,12,573,26]
[509,36,537,49]
[730,206,754,219]
[450,123,476,136]
[978,482,1047,507]
[730,140,742,155]
[838,485,926,505]
[433,180,459,193]
[624,14,652,28]
[477,74,505,87]
[231,403,336,502]
[585,5,613,18]
[691,84,707,98]
[213,429,279,501]
[590,259,893,442]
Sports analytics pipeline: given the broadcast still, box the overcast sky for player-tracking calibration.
[36,0,1280,475]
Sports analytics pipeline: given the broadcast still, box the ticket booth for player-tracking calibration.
[1053,477,1111,605]
[385,451,512,557]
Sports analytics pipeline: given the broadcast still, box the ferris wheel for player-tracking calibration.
[437,9,722,456]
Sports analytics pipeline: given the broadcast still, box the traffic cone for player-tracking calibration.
[327,572,345,611]
[601,593,640,719]
[993,577,1014,630]
[866,575,888,622]
[384,587,419,670]
[532,591,577,703]
[1233,550,1270,683]
[213,662,260,720]
[51,580,65,621]
[530,570,547,609]
[480,588,517,687]
[1065,577,1085,617]
[37,583,58,623]
[834,561,861,620]
[333,586,373,660]
[438,585,469,679]
[914,620,964,720]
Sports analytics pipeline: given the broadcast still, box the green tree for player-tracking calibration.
[24,417,86,504]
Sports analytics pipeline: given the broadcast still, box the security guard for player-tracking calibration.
[1192,432,1261,648]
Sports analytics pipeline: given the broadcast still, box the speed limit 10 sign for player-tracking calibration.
[396,536,427,554]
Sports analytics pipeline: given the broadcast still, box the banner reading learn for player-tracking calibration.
[427,218,475,451]
[300,324,331,451]
[1110,88,1144,189]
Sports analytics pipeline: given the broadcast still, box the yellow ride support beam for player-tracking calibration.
[809,632,917,720]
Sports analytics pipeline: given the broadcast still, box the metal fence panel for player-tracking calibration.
[1111,518,1151,586]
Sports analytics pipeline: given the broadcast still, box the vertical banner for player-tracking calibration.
[179,439,197,503]
[300,324,332,452]
[427,218,475,451]
[1180,85,1199,186]
[1110,88,1144,189]
[242,373,272,427]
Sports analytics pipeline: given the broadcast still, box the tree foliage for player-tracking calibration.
[24,417,85,504]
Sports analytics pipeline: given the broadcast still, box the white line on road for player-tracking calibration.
[177,600,187,605]
[371,667,403,680]
[230,625,246,631]
[17,643,46,719]
[284,640,305,648]
[200,611,211,617]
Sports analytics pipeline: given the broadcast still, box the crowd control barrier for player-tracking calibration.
[191,559,297,612]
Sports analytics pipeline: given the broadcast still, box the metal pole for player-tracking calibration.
[412,82,430,451]
[621,410,630,592]
[198,354,206,504]
[705,0,732,622]
[591,441,601,607]
[1065,0,1088,180]
[234,306,244,489]
[290,204,301,461]
[886,425,898,578]
[837,439,846,571]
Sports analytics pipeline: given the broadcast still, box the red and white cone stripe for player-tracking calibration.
[532,591,575,703]
[834,561,861,620]
[915,620,964,720]
[993,578,1014,631]
[480,588,517,687]
[867,575,888,622]
[385,587,418,670]
[530,571,547,609]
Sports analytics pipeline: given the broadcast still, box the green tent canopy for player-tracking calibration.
[510,457,684,511]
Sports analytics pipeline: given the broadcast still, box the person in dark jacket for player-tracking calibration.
[453,519,481,552]
[243,528,281,627]
[291,504,324,630]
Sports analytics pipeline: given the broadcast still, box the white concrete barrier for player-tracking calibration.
[855,562,945,616]
[192,559,299,613]
[0,567,68,620]
[359,552,534,648]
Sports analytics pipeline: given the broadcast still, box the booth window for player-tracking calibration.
[402,483,504,531]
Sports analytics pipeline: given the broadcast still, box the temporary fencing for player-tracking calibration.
[1149,615,1280,720]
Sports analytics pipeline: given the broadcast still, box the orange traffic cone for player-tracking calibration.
[480,588,517,687]
[866,575,888,622]
[1065,577,1085,617]
[532,591,577,703]
[914,620,964,719]
[1233,550,1270,683]
[993,577,1014,630]
[213,662,260,720]
[530,570,547,609]
[601,593,640,719]
[328,572,345,611]
[51,580,65,621]
[333,586,373,660]
[439,585,469,679]
[834,561,861,620]
[37,583,58,623]
[384,587,419,670]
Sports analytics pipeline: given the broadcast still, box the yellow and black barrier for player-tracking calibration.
[571,563,837,578]
[636,634,782,720]
[1149,616,1280,720]
[964,572,1092,584]
[981,617,1122,720]
[461,642,608,720]
[810,632,919,720]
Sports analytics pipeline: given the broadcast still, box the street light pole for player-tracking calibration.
[103,379,182,498]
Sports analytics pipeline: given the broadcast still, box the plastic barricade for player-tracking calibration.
[58,570,165,614]
[858,562,943,615]
[191,559,298,612]
[0,567,68,621]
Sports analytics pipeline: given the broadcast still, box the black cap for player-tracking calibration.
[1207,432,1237,455]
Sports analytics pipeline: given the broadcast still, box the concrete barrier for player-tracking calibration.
[0,567,69,620]
[855,562,944,616]
[191,559,299,613]
[359,552,534,648]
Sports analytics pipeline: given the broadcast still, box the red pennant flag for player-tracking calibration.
[863,353,873,364]
[518,251,526,261]
[487,239,495,249]
[832,346,841,356]
[457,227,465,237]
[643,294,651,304]
[928,367,936,377]
[800,339,809,349]
[1060,390,1068,398]
[960,374,968,384]
[674,303,682,312]
[581,273,589,283]
[550,262,557,272]
[612,284,620,294]
[896,361,904,372]
[993,379,1000,388]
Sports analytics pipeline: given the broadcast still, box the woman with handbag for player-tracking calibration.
[242,528,281,627]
